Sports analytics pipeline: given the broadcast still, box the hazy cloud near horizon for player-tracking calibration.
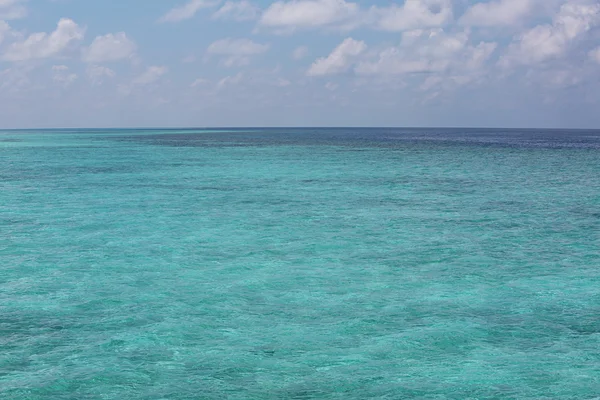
[1,0,599,128]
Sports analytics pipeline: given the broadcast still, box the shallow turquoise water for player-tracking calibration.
[1,128,599,399]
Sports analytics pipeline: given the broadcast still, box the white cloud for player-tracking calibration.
[207,38,269,67]
[212,1,259,21]
[119,66,168,97]
[0,66,30,91]
[223,57,250,67]
[528,68,583,88]
[191,78,209,87]
[182,55,196,63]
[292,45,309,60]
[82,32,136,63]
[500,0,600,67]
[590,47,600,63]
[325,81,338,91]
[0,0,27,20]
[374,0,453,32]
[274,77,291,87]
[217,72,243,88]
[260,0,360,30]
[420,76,443,91]
[3,18,85,62]
[51,64,77,85]
[307,37,366,76]
[207,38,269,55]
[460,0,536,27]
[465,42,498,71]
[86,65,116,85]
[159,0,219,23]
[358,52,436,75]
[0,20,11,44]
[356,29,496,79]
[258,0,457,33]
[132,66,168,85]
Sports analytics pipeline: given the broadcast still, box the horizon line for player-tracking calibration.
[2,126,599,131]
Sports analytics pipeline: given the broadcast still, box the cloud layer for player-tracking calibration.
[0,0,599,128]
[3,18,84,61]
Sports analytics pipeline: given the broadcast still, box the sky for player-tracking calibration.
[0,0,599,128]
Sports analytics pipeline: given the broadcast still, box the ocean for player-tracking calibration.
[1,128,599,399]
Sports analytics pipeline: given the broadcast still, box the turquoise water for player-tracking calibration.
[1,128,599,399]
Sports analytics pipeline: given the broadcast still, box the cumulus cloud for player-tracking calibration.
[465,42,498,71]
[274,77,291,87]
[307,37,366,76]
[206,38,269,66]
[356,29,496,80]
[374,0,453,32]
[118,66,168,96]
[590,47,600,63]
[191,78,209,87]
[51,64,77,86]
[207,38,269,55]
[500,0,600,67]
[212,0,259,21]
[259,0,360,31]
[254,0,550,34]
[217,72,243,88]
[86,65,116,85]
[132,66,168,85]
[0,66,30,91]
[292,45,309,59]
[528,68,583,88]
[325,81,338,91]
[0,0,27,20]
[159,0,219,23]
[82,32,136,63]
[0,20,11,44]
[460,0,537,27]
[356,30,466,75]
[3,18,85,62]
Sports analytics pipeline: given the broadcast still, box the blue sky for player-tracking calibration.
[0,0,599,128]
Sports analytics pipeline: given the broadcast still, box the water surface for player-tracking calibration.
[1,128,599,399]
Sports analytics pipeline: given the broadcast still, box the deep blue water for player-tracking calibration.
[1,128,600,399]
